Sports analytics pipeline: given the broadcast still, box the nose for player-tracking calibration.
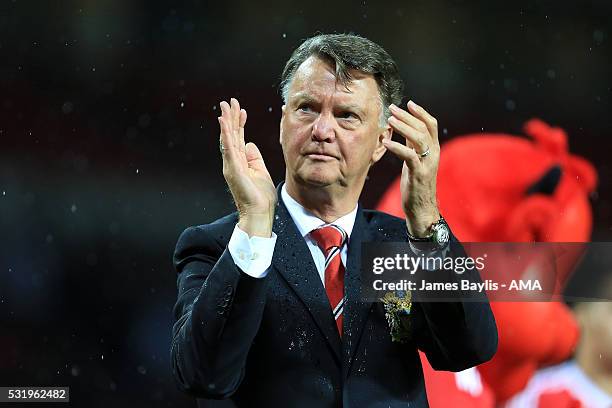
[311,112,336,143]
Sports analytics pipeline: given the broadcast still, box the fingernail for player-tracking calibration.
[389,104,397,110]
[408,100,417,109]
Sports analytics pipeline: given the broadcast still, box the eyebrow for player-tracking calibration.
[292,92,318,105]
[292,93,367,116]
[336,103,365,115]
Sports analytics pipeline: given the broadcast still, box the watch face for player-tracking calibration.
[434,223,450,245]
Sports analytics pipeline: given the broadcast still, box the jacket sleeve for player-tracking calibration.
[411,232,498,372]
[170,224,270,399]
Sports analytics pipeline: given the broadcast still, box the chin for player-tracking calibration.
[296,169,337,187]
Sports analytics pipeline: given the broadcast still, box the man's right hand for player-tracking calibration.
[218,98,277,238]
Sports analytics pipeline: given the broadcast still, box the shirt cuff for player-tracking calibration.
[227,224,277,278]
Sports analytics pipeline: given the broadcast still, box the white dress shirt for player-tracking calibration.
[227,184,357,284]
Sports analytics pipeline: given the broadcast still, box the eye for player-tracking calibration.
[338,111,358,120]
[297,103,313,113]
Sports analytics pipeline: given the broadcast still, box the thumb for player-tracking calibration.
[245,142,268,172]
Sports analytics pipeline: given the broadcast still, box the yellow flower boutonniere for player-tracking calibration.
[381,290,412,343]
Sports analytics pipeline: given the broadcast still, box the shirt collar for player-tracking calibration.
[281,184,358,240]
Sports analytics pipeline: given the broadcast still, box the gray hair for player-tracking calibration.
[280,33,404,127]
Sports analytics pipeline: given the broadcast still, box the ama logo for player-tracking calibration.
[509,280,542,291]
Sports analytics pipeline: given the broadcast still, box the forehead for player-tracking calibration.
[287,56,381,105]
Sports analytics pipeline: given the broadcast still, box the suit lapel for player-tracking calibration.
[342,206,374,378]
[272,196,343,363]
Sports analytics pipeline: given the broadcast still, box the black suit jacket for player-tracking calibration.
[171,192,498,407]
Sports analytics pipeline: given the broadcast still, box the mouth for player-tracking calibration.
[304,152,338,161]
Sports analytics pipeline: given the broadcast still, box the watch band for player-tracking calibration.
[406,229,434,242]
[406,216,448,247]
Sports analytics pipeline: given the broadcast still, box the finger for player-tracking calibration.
[231,99,245,154]
[382,139,420,172]
[228,98,240,150]
[389,103,430,136]
[220,101,233,144]
[230,98,241,138]
[239,108,247,152]
[222,100,240,150]
[239,108,247,128]
[218,116,233,158]
[388,115,429,154]
[406,100,439,144]
[219,116,246,181]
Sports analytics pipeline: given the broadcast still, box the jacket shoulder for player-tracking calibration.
[173,212,238,272]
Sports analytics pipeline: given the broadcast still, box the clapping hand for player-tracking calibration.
[218,98,277,237]
[382,101,441,237]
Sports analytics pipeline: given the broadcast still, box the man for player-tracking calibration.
[171,33,497,407]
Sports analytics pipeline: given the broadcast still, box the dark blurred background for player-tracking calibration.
[0,0,610,406]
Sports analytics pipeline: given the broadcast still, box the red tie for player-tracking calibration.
[310,225,347,336]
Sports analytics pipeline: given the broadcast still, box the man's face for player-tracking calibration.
[280,56,390,190]
[578,301,612,365]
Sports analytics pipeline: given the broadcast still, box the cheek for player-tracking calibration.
[601,310,612,343]
[284,121,311,150]
[341,133,376,163]
[589,305,612,352]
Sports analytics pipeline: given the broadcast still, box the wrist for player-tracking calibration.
[238,213,274,238]
[405,210,440,238]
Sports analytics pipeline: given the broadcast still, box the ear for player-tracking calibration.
[279,104,286,144]
[371,124,393,164]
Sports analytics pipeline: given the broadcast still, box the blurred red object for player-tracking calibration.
[538,389,584,408]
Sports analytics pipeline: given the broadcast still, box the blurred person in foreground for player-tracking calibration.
[171,33,497,407]
[504,275,612,408]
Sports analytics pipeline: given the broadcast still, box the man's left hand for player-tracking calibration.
[382,100,441,237]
